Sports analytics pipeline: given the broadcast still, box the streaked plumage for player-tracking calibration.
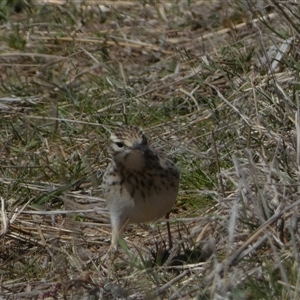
[102,125,180,249]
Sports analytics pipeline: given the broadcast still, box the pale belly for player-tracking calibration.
[104,176,179,224]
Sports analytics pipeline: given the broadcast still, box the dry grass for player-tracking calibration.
[1,0,300,299]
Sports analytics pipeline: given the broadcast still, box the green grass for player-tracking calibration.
[1,0,300,299]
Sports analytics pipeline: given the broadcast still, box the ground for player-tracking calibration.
[0,1,300,299]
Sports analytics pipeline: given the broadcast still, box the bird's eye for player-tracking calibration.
[115,142,124,148]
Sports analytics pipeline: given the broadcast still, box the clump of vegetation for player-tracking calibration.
[0,0,300,299]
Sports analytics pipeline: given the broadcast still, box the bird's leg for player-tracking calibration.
[165,212,173,249]
[111,224,121,251]
[110,216,130,251]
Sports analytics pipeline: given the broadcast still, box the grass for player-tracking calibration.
[1,0,300,299]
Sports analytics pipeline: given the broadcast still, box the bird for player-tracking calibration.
[102,125,180,250]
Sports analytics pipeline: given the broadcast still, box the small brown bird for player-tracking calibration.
[102,125,180,249]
